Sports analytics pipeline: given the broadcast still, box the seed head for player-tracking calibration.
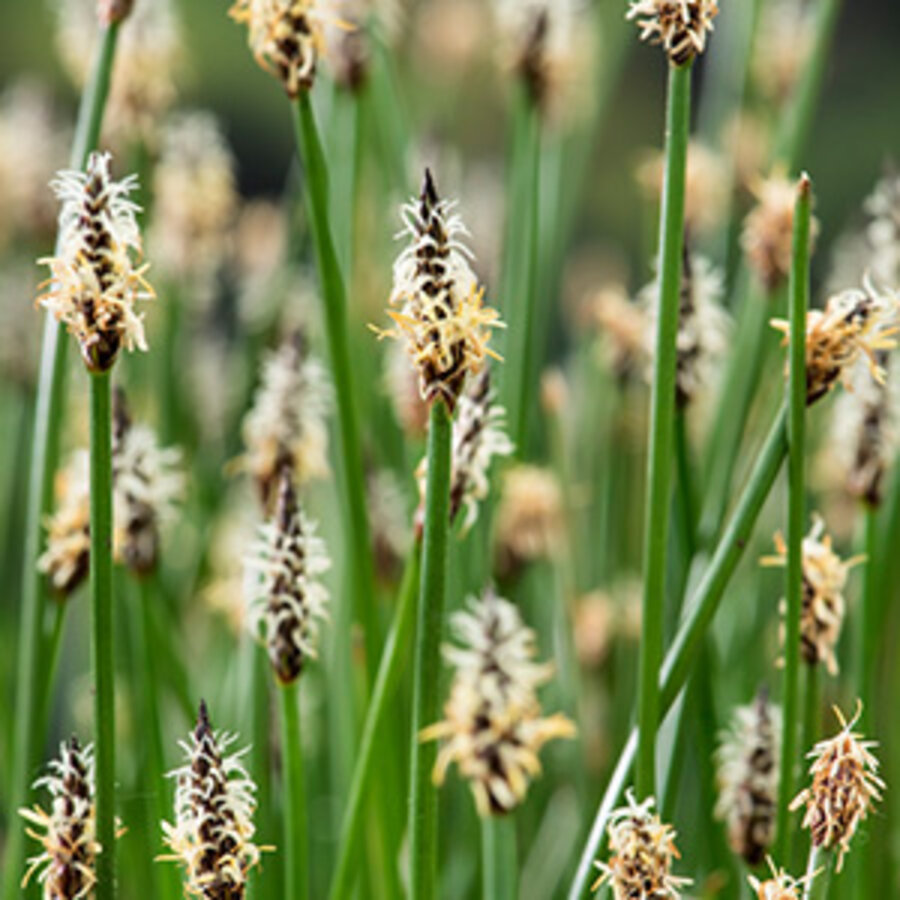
[421,589,575,816]
[245,470,331,684]
[714,690,781,865]
[864,170,900,289]
[240,330,331,511]
[97,0,135,24]
[626,0,718,66]
[38,151,153,372]
[743,174,819,293]
[747,857,815,900]
[761,515,863,675]
[112,388,183,575]
[751,0,815,106]
[789,702,884,872]
[415,368,514,534]
[19,737,100,899]
[375,169,503,411]
[38,450,91,596]
[230,0,325,97]
[591,790,691,897]
[161,701,263,897]
[770,277,900,406]
[587,283,649,383]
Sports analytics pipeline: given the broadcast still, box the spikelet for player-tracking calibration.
[864,170,900,289]
[761,515,864,675]
[368,468,414,581]
[97,0,135,25]
[421,589,575,816]
[626,0,719,65]
[770,276,900,406]
[591,790,691,896]
[587,283,649,383]
[750,0,815,106]
[240,330,331,510]
[748,857,815,900]
[111,388,183,574]
[790,702,885,873]
[37,450,91,596]
[19,737,100,899]
[161,701,263,897]
[229,0,326,97]
[245,470,331,684]
[743,173,819,293]
[415,367,514,534]
[714,690,782,865]
[38,151,153,372]
[375,168,503,411]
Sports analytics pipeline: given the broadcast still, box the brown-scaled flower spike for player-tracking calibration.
[770,277,899,406]
[38,151,153,372]
[112,388,183,575]
[38,450,91,595]
[714,690,781,865]
[161,701,263,898]
[592,790,691,897]
[19,737,100,899]
[761,515,863,676]
[240,330,331,510]
[245,470,331,684]
[626,0,719,65]
[790,702,885,872]
[415,367,514,534]
[375,169,503,410]
[229,0,325,97]
[748,858,814,900]
[421,589,575,816]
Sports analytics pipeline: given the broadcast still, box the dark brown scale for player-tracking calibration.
[518,8,549,110]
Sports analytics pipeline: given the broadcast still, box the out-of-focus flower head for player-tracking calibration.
[751,0,815,106]
[864,170,900,289]
[368,468,414,582]
[587,283,649,383]
[375,168,503,411]
[790,702,884,872]
[714,689,782,865]
[627,0,719,66]
[38,150,154,372]
[421,589,575,816]
[770,277,899,406]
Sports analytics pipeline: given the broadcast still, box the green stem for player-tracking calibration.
[802,664,820,760]
[409,400,453,898]
[636,60,692,799]
[280,680,308,900]
[803,846,831,900]
[328,543,421,900]
[776,175,812,865]
[90,371,116,900]
[1,24,121,900]
[482,814,518,900]
[568,406,788,899]
[291,94,378,681]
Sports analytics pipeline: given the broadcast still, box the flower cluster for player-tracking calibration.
[748,858,813,900]
[864,171,900,288]
[415,368,514,534]
[38,151,153,372]
[230,0,325,97]
[588,284,649,383]
[626,0,719,66]
[245,470,331,684]
[743,174,819,292]
[790,703,884,872]
[111,388,183,574]
[762,515,863,675]
[714,690,782,865]
[376,168,502,410]
[161,701,262,897]
[241,330,331,510]
[770,277,899,406]
[37,450,91,595]
[20,737,100,899]
[592,791,691,897]
[751,0,815,106]
[421,590,575,816]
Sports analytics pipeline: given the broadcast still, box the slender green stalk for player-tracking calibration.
[776,175,812,865]
[859,505,880,730]
[291,94,378,679]
[803,846,830,900]
[482,814,518,900]
[802,664,820,760]
[409,399,453,898]
[569,406,788,899]
[280,680,308,900]
[329,543,421,900]
[1,24,121,900]
[90,371,116,900]
[636,60,692,799]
